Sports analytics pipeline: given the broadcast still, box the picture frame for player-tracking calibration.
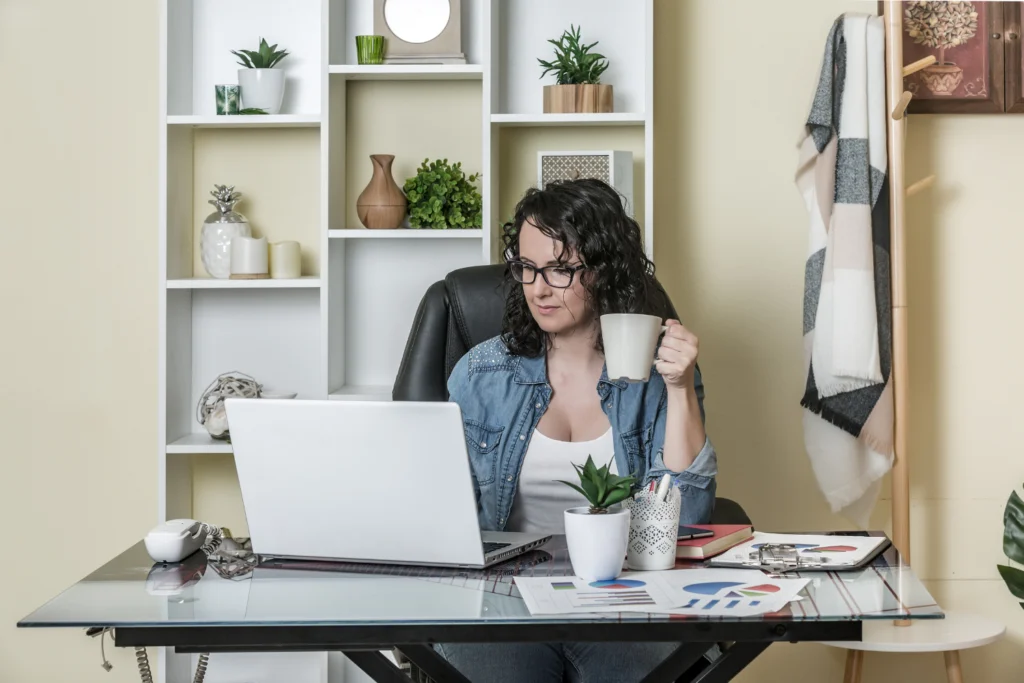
[537,151,634,217]
[373,0,466,65]
[881,0,1004,114]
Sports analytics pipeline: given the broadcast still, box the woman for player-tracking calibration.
[440,178,718,683]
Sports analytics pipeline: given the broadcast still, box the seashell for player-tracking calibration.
[205,404,229,437]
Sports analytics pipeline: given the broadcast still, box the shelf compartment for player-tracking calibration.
[168,115,321,128]
[491,113,646,127]
[331,0,485,67]
[167,433,233,454]
[329,64,483,80]
[329,239,481,391]
[167,0,322,118]
[329,229,483,239]
[168,276,321,289]
[328,385,392,401]
[339,80,482,231]
[165,126,321,281]
[496,0,648,116]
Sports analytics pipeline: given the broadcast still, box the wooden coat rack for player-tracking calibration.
[836,5,1005,683]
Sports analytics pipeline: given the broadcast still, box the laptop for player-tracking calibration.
[224,398,552,568]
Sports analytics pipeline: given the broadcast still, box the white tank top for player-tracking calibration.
[506,427,617,535]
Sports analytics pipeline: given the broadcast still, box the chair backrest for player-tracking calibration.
[392,264,677,401]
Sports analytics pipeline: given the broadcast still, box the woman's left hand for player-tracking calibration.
[654,320,699,391]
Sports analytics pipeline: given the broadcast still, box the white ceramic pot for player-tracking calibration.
[201,221,250,279]
[238,68,285,114]
[563,507,631,582]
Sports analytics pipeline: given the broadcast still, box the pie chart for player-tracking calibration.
[683,581,743,595]
[589,579,647,589]
[685,582,782,597]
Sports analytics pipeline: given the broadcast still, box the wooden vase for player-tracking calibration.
[356,154,407,229]
[543,84,613,114]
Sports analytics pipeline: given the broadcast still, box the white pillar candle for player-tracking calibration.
[230,235,268,279]
[269,241,301,279]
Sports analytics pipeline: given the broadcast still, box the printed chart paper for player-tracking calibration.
[514,574,677,615]
[514,570,809,617]
[655,568,809,617]
[710,533,888,569]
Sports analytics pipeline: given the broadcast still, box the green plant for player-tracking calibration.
[537,24,609,85]
[558,455,636,514]
[998,483,1024,611]
[403,158,482,229]
[238,107,268,115]
[231,37,289,69]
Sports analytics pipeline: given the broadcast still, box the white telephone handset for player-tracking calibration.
[144,519,215,563]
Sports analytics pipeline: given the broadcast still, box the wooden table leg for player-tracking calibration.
[843,650,864,683]
[944,650,964,683]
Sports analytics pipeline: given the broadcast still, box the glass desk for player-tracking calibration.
[18,532,942,683]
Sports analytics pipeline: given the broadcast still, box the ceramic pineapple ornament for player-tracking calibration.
[201,184,251,279]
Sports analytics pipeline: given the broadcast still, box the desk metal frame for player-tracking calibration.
[113,619,862,683]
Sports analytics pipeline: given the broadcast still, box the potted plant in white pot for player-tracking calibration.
[559,456,635,581]
[231,37,290,115]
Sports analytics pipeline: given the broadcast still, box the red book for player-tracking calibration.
[676,524,753,560]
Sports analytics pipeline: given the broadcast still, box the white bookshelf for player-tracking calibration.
[158,1,653,681]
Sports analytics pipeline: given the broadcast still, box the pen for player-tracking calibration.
[654,473,671,503]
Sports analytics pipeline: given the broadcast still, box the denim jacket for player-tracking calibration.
[447,336,718,532]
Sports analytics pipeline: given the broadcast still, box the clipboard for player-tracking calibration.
[706,533,892,573]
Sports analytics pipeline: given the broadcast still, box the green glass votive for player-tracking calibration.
[356,35,386,65]
[215,84,240,115]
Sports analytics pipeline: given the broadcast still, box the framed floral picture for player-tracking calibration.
[891,1,1004,114]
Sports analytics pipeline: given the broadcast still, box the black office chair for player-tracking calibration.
[393,264,751,526]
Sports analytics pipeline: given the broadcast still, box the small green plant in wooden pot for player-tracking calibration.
[537,24,612,114]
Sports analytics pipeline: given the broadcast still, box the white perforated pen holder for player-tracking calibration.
[624,486,682,571]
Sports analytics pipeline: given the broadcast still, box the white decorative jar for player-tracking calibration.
[563,506,630,582]
[201,185,250,279]
[238,69,285,114]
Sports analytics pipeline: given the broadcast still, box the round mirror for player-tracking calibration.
[384,0,451,44]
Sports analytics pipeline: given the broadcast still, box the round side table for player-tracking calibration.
[823,611,1005,683]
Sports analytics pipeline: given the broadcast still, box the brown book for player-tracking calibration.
[676,525,753,560]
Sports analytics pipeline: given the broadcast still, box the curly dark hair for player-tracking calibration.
[500,178,670,357]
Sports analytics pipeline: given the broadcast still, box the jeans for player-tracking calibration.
[434,641,681,683]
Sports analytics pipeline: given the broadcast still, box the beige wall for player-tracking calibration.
[2,1,1022,681]
[0,1,159,681]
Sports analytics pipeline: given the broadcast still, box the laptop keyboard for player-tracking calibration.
[482,542,512,554]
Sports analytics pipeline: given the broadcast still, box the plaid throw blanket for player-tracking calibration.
[795,13,893,526]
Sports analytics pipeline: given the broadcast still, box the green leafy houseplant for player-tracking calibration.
[558,455,636,514]
[537,24,609,85]
[403,159,482,229]
[998,483,1024,610]
[231,37,289,69]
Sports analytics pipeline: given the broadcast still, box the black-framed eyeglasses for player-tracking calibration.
[508,260,585,288]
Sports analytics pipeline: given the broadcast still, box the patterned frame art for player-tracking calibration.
[881,1,1004,114]
[537,151,634,216]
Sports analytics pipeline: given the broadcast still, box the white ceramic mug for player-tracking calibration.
[600,313,667,382]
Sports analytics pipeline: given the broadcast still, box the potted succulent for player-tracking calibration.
[402,158,482,229]
[559,456,635,581]
[997,483,1024,610]
[537,24,612,114]
[231,37,290,114]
